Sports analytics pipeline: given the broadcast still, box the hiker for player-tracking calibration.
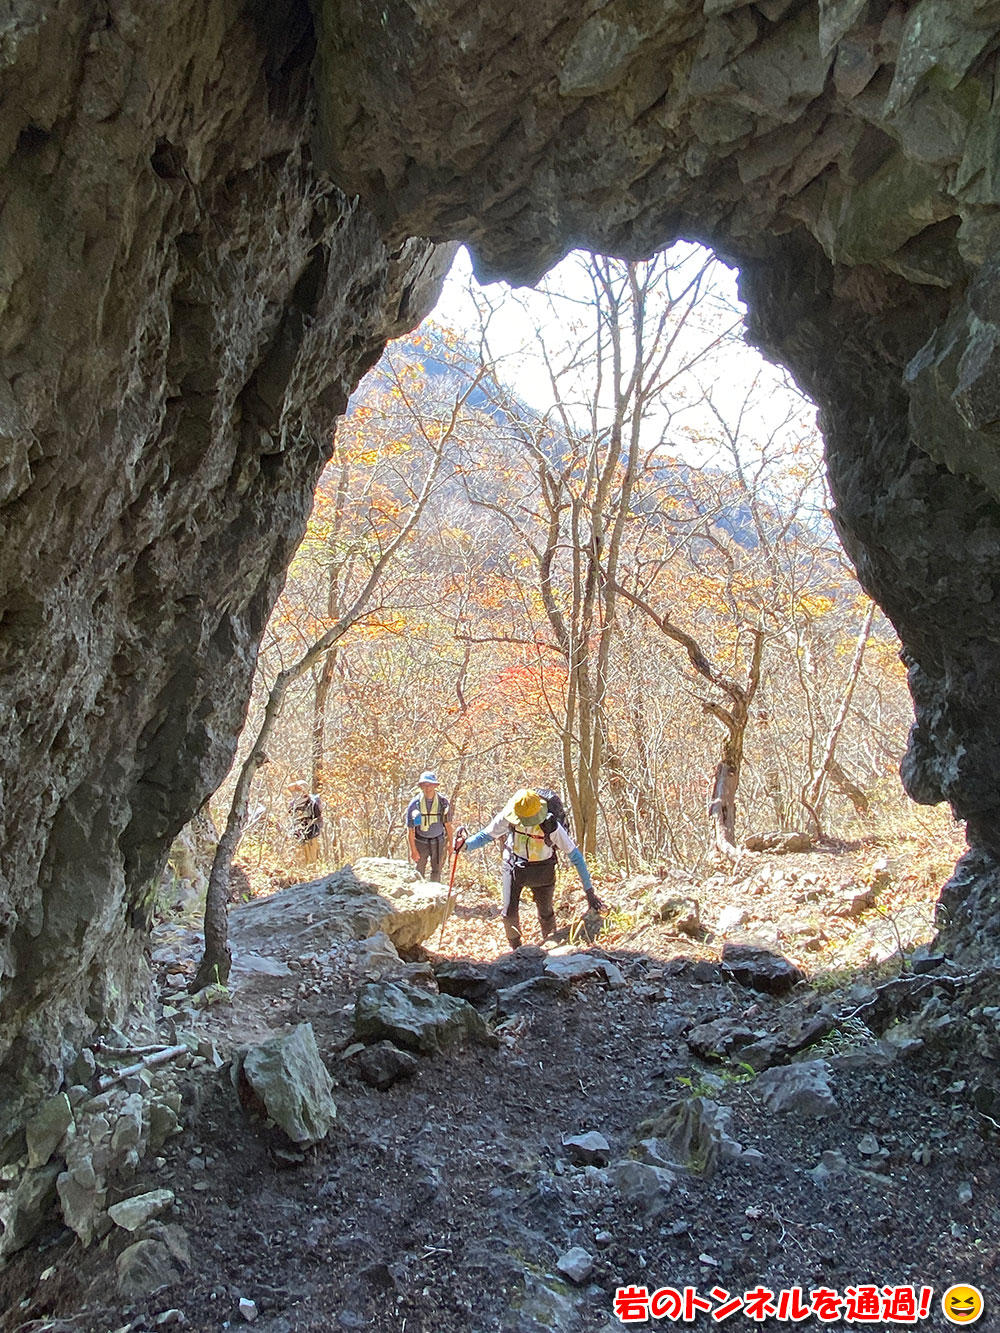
[406,770,454,882]
[455,788,604,949]
[287,782,322,868]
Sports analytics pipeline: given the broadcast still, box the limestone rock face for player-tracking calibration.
[313,0,1000,951]
[0,0,449,1141]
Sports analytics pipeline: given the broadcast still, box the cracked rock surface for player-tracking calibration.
[0,0,449,1140]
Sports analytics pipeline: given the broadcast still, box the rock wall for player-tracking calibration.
[314,0,1000,939]
[4,0,1000,1143]
[0,0,449,1144]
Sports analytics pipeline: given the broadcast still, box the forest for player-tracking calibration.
[204,246,937,906]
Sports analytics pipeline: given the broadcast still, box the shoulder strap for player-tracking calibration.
[505,819,554,861]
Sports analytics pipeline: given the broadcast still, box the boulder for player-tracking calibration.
[611,1160,675,1213]
[25,1093,73,1168]
[67,1049,97,1087]
[56,1154,107,1245]
[144,1220,193,1270]
[556,1246,594,1284]
[496,976,572,1012]
[633,1138,677,1170]
[722,944,805,995]
[354,981,495,1054]
[743,1035,794,1072]
[561,1131,611,1166]
[351,1041,420,1090]
[0,1163,60,1260]
[357,931,404,978]
[234,1024,337,1146]
[148,1096,181,1150]
[754,1061,839,1116]
[809,1148,848,1186]
[543,954,626,987]
[116,1238,184,1299]
[110,1094,145,1154]
[433,960,497,1005]
[229,861,450,955]
[108,1188,175,1232]
[685,1018,760,1061]
[506,1274,580,1333]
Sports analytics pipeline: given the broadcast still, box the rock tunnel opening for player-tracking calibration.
[179,236,959,1028]
[235,235,925,879]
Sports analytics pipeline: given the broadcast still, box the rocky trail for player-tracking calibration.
[2,840,998,1332]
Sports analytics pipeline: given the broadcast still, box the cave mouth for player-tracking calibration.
[4,0,1000,1176]
[208,236,949,959]
[302,0,1000,967]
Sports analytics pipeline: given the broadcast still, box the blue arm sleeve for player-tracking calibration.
[568,846,594,896]
[463,829,492,853]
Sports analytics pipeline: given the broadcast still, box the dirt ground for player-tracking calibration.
[3,831,999,1333]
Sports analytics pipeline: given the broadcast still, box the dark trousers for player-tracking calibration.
[414,835,444,881]
[500,860,557,948]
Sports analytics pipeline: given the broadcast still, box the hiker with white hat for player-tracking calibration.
[455,787,604,949]
[405,770,453,882]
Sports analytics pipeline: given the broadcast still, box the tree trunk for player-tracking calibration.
[311,648,336,793]
[827,758,871,816]
[709,760,740,860]
[703,629,763,861]
[192,750,267,991]
[802,599,876,832]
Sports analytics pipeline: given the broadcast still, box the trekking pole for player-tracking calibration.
[437,831,464,950]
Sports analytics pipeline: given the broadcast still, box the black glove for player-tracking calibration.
[453,826,468,853]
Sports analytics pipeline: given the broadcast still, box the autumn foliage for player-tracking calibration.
[212,254,923,885]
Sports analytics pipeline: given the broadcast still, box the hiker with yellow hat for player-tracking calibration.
[455,788,603,949]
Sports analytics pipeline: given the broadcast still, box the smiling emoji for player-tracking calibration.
[942,1285,984,1324]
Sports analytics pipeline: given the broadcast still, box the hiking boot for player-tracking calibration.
[502,916,522,949]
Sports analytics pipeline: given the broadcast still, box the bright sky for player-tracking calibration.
[427,243,822,495]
